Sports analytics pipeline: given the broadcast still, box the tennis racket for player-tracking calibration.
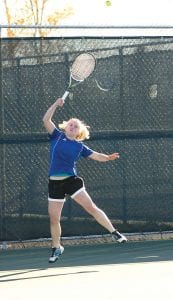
[62,52,96,100]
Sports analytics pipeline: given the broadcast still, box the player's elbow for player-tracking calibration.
[89,152,103,162]
[42,116,49,130]
[42,118,46,127]
[42,114,48,125]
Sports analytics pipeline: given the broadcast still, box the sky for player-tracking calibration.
[0,0,173,26]
[60,0,173,27]
[0,0,173,37]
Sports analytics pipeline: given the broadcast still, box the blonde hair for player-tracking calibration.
[59,118,90,141]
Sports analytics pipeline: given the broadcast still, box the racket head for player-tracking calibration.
[70,53,96,82]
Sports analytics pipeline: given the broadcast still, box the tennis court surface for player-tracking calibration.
[0,239,173,300]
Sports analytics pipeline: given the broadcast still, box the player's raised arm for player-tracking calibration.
[43,98,64,134]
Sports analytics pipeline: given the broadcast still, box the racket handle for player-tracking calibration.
[62,91,70,100]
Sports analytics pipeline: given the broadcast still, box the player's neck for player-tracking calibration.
[65,133,75,140]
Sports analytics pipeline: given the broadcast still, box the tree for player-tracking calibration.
[2,0,74,65]
[3,0,74,37]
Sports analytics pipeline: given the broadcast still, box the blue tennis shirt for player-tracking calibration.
[48,128,93,176]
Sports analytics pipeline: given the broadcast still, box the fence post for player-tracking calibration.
[0,28,6,240]
[119,48,127,224]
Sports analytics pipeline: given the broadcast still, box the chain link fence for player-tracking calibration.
[0,33,173,241]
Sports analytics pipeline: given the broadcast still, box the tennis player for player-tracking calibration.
[43,97,127,263]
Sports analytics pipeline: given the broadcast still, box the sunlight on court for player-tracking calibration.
[0,241,173,300]
[1,261,173,300]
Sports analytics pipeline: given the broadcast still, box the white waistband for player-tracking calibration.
[49,175,71,180]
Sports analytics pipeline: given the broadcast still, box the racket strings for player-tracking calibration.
[71,54,96,81]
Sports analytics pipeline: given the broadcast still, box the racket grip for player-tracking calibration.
[62,91,70,100]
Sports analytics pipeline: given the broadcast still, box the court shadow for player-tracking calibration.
[0,239,173,273]
[0,269,98,283]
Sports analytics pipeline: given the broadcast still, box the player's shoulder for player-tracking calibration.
[49,127,63,139]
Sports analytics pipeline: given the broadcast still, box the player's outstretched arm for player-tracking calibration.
[89,151,120,162]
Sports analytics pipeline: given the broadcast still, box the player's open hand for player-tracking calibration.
[108,153,120,160]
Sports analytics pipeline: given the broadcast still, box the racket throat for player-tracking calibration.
[62,91,70,100]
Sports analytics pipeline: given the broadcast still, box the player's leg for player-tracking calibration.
[48,200,65,262]
[48,200,64,247]
[72,189,127,243]
[48,179,66,262]
[72,189,114,231]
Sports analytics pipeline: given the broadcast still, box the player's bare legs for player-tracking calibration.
[48,201,64,247]
[48,201,64,263]
[73,190,127,243]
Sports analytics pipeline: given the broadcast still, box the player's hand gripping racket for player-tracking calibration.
[62,53,96,100]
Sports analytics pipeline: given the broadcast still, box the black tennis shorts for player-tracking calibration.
[48,176,85,201]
